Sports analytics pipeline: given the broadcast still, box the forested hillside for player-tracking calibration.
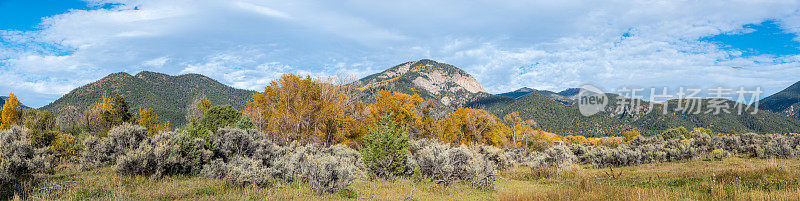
[39,71,254,126]
[760,81,800,119]
[476,91,800,136]
[602,94,800,135]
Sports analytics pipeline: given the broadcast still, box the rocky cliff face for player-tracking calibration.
[352,59,489,108]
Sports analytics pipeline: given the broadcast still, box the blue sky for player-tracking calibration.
[2,0,800,107]
[0,0,88,30]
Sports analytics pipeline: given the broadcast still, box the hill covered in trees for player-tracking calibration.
[760,81,800,119]
[473,90,800,136]
[40,71,254,126]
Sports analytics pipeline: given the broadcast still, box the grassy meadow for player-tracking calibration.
[20,158,800,201]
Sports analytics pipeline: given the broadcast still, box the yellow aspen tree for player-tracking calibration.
[82,92,113,132]
[503,112,523,146]
[138,108,158,136]
[438,108,506,147]
[623,130,641,142]
[418,100,438,139]
[243,74,366,146]
[138,107,171,136]
[1,93,22,130]
[367,90,423,133]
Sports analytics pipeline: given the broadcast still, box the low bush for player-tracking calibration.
[308,155,359,195]
[709,149,731,160]
[0,125,56,199]
[79,123,148,170]
[114,132,213,177]
[198,129,364,194]
[202,156,273,187]
[543,144,577,168]
[208,128,261,161]
[409,139,496,190]
[52,132,82,160]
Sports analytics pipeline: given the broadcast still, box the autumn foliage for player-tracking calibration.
[138,108,171,136]
[244,74,367,147]
[437,107,507,146]
[367,90,423,133]
[1,93,21,130]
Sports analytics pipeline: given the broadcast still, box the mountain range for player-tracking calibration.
[498,87,578,104]
[13,59,800,136]
[0,96,32,110]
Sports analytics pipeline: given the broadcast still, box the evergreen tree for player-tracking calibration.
[199,105,241,133]
[101,95,134,130]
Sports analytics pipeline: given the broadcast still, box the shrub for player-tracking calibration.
[500,148,528,168]
[0,125,56,198]
[52,132,82,160]
[308,155,359,195]
[79,123,147,170]
[361,117,409,180]
[660,127,689,140]
[476,145,512,170]
[115,132,212,177]
[522,152,547,168]
[199,105,241,134]
[709,149,731,160]
[543,144,577,168]
[203,156,273,187]
[79,136,109,170]
[208,128,260,161]
[763,134,794,158]
[236,116,255,130]
[410,140,496,190]
[105,123,148,159]
[199,130,364,195]
[470,157,496,191]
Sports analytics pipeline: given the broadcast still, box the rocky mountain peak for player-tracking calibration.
[352,59,488,108]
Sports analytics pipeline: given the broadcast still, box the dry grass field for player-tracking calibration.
[19,158,800,201]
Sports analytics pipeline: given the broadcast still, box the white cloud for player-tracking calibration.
[2,0,800,107]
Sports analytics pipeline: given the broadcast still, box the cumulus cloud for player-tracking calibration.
[2,0,800,107]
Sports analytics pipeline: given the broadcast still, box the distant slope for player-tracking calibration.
[601,94,800,135]
[0,96,32,110]
[350,59,491,111]
[498,87,576,104]
[475,90,800,136]
[498,87,538,99]
[760,81,800,119]
[480,92,636,137]
[40,71,254,126]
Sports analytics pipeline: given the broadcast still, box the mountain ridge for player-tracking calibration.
[40,71,255,126]
[0,96,32,110]
[24,59,800,136]
[760,81,800,119]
